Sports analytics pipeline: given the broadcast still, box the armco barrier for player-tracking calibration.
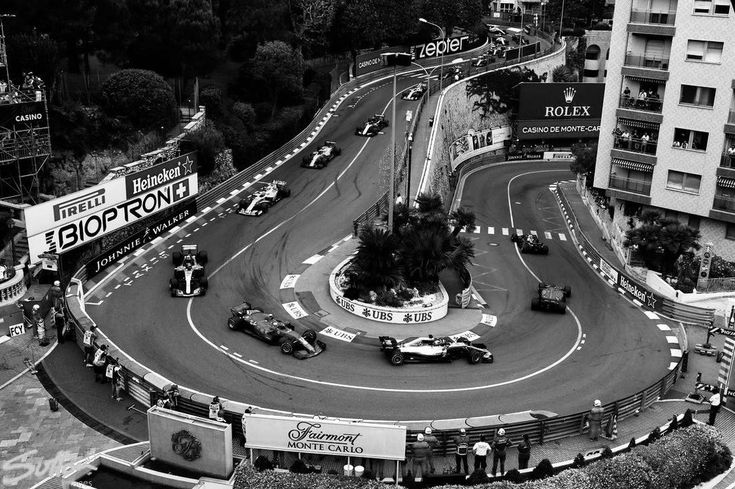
[555,184,715,326]
[61,46,683,459]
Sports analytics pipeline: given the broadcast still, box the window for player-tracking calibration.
[680,85,716,107]
[727,223,735,240]
[686,40,724,63]
[693,0,731,14]
[666,170,701,193]
[673,128,709,150]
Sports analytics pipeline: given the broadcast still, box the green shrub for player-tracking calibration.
[375,289,402,307]
[572,453,586,468]
[587,452,651,489]
[101,69,177,131]
[504,468,522,483]
[181,120,225,175]
[601,446,613,459]
[531,458,554,479]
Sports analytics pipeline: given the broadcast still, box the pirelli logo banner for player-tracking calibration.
[28,173,198,262]
[24,153,198,238]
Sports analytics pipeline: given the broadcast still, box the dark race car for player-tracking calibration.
[237,180,291,216]
[227,302,326,359]
[169,244,208,297]
[379,335,493,366]
[401,82,427,101]
[531,283,572,314]
[355,114,389,137]
[511,233,549,254]
[301,141,341,169]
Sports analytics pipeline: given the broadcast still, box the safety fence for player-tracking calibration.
[555,184,715,326]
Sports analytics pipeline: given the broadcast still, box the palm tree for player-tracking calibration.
[449,207,476,237]
[346,224,401,291]
[624,211,700,275]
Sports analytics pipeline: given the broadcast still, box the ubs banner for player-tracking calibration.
[245,413,407,460]
[517,83,605,140]
[26,153,198,263]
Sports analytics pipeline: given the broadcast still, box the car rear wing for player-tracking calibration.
[181,244,198,253]
[272,180,287,186]
[378,336,398,350]
[324,140,337,145]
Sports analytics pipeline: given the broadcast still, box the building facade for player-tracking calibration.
[593,0,735,259]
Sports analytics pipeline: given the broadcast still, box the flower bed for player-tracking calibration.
[329,257,449,324]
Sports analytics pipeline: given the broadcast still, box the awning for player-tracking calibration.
[612,158,654,172]
[618,118,660,130]
[623,75,666,84]
[717,176,735,189]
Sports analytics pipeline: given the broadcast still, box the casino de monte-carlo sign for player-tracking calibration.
[244,414,407,460]
[516,82,605,140]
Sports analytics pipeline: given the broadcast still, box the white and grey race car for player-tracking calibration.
[237,180,291,216]
[355,114,389,137]
[169,244,208,297]
[401,82,427,101]
[379,335,493,366]
[301,141,341,169]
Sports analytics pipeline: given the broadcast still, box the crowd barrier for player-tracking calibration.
[555,185,715,326]
[61,41,684,459]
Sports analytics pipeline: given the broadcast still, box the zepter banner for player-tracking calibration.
[28,172,198,263]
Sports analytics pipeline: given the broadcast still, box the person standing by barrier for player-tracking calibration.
[588,399,605,440]
[411,433,431,481]
[491,428,513,477]
[93,345,109,383]
[209,396,226,422]
[517,434,531,470]
[709,388,722,425]
[49,280,63,310]
[423,427,438,473]
[454,428,470,474]
[54,304,66,344]
[83,325,98,366]
[472,435,491,471]
[241,406,253,447]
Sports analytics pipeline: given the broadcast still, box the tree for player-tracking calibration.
[182,121,226,175]
[285,0,337,57]
[242,41,304,119]
[449,207,476,237]
[466,67,543,120]
[100,69,178,131]
[569,143,597,184]
[624,211,701,275]
[551,64,576,82]
[346,224,401,291]
[545,0,607,29]
[169,0,221,77]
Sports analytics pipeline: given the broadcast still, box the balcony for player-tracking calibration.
[726,110,735,135]
[629,9,677,25]
[713,195,735,213]
[613,135,658,155]
[609,175,652,195]
[619,94,663,113]
[624,54,670,70]
[722,153,735,168]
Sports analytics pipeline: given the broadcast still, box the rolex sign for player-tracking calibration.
[517,82,605,140]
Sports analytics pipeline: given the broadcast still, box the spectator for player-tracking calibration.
[166,384,180,410]
[83,325,98,366]
[106,358,122,400]
[622,86,631,105]
[613,126,623,147]
[588,399,605,440]
[93,345,109,383]
[241,406,253,447]
[454,428,470,474]
[49,280,63,311]
[423,427,438,473]
[209,396,226,422]
[709,388,722,426]
[637,88,647,107]
[641,132,650,152]
[517,434,531,470]
[491,428,513,477]
[411,433,431,481]
[472,435,492,471]
[54,304,66,344]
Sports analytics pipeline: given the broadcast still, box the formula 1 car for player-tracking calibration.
[237,180,291,216]
[227,302,326,359]
[531,282,571,313]
[511,233,549,254]
[379,335,493,366]
[355,114,389,137]
[401,82,427,101]
[301,141,341,169]
[169,244,208,297]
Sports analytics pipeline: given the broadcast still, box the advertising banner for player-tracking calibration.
[0,102,48,129]
[244,414,407,460]
[617,274,662,311]
[599,258,619,283]
[412,35,482,60]
[28,173,198,262]
[355,46,409,77]
[507,151,543,161]
[85,199,198,277]
[517,83,605,140]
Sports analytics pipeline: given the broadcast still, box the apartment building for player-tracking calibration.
[593,0,735,260]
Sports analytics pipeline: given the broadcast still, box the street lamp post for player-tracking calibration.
[558,0,566,43]
[419,18,446,93]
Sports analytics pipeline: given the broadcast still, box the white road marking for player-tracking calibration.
[656,324,671,331]
[558,233,567,241]
[233,352,242,358]
[220,345,229,351]
[320,327,356,342]
[282,301,309,319]
[544,231,552,239]
[473,226,481,233]
[670,349,682,357]
[665,336,678,344]
[502,228,509,235]
[230,189,240,196]
[280,275,300,289]
[668,362,678,370]
[644,311,660,320]
[303,255,323,265]
[488,227,495,234]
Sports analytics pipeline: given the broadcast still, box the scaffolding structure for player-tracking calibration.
[0,15,51,205]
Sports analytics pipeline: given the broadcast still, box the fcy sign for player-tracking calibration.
[413,35,469,59]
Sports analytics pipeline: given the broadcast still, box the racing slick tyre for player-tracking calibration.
[302,329,317,343]
[510,234,520,243]
[469,351,483,364]
[283,188,291,197]
[280,341,294,355]
[521,243,530,253]
[563,285,572,297]
[542,245,549,255]
[316,162,324,169]
[335,147,342,156]
[197,250,208,265]
[558,303,567,314]
[169,278,179,297]
[227,319,237,330]
[172,251,183,266]
[200,277,209,295]
[390,352,405,366]
[530,297,540,310]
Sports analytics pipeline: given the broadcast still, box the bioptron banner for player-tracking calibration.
[26,153,198,263]
[516,82,605,140]
[244,413,407,460]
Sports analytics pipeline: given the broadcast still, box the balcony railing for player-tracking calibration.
[624,54,670,70]
[713,195,735,212]
[613,135,658,155]
[724,153,735,168]
[629,9,677,25]
[619,94,663,113]
[609,175,652,195]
